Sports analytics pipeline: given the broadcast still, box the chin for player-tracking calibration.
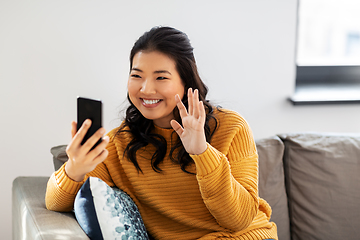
[138,111,159,121]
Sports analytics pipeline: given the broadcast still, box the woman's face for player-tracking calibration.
[128,50,185,128]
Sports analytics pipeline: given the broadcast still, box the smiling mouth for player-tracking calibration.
[142,98,162,105]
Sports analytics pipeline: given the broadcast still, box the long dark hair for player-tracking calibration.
[118,26,218,174]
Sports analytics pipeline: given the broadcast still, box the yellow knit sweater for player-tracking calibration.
[46,109,277,240]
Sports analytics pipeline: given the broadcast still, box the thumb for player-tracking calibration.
[71,121,77,138]
[170,119,184,137]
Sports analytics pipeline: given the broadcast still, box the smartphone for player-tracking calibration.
[77,97,102,149]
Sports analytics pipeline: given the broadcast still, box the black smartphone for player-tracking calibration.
[77,97,102,149]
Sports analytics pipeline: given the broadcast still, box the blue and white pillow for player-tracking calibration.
[74,177,149,240]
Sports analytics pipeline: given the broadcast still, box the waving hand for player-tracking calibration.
[170,88,208,155]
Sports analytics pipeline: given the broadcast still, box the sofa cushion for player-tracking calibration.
[279,133,360,240]
[53,137,291,240]
[74,177,149,240]
[12,177,89,240]
[51,145,68,171]
[256,136,290,240]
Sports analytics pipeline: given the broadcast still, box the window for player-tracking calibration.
[290,0,360,105]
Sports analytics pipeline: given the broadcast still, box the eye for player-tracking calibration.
[131,74,141,78]
[157,76,168,80]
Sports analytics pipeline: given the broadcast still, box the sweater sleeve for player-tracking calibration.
[190,119,259,231]
[45,135,117,212]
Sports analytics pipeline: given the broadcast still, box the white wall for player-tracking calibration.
[1,0,360,238]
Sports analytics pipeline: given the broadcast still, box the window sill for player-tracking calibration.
[289,83,360,105]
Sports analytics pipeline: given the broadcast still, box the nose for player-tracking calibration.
[140,79,156,95]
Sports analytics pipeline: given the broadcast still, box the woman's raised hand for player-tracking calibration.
[64,120,109,182]
[170,88,208,155]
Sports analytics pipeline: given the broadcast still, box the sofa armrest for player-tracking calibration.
[12,176,88,240]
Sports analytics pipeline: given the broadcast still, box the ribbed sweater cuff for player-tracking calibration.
[190,143,222,176]
[55,164,85,195]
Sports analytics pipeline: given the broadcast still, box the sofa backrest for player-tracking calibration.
[52,139,292,240]
[278,133,360,240]
[256,136,290,240]
[51,132,360,240]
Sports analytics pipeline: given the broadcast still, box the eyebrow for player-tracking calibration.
[131,68,172,75]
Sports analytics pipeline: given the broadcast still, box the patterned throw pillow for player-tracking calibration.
[74,177,149,240]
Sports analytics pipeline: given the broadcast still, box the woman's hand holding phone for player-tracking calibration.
[64,120,109,182]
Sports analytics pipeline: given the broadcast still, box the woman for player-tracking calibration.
[46,26,277,240]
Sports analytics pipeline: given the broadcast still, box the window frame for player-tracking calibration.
[289,0,360,105]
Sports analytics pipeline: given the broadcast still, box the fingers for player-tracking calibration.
[87,135,110,163]
[188,88,193,116]
[175,94,188,119]
[186,88,203,119]
[199,101,206,126]
[193,89,200,119]
[70,119,106,152]
[176,88,205,122]
[93,149,109,165]
[71,119,92,146]
[170,119,184,136]
[65,119,109,182]
[71,121,77,138]
[82,127,106,151]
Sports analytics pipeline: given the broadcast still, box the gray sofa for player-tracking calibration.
[12,133,360,240]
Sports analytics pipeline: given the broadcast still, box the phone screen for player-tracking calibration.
[77,97,102,149]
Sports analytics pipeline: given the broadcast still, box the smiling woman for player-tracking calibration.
[128,51,185,128]
[45,26,278,240]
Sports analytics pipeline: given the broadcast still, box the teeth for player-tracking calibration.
[143,99,161,105]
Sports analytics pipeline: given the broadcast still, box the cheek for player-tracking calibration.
[176,87,185,101]
[179,88,185,100]
[127,81,137,102]
[167,88,184,104]
[127,80,136,95]
[169,81,185,101]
